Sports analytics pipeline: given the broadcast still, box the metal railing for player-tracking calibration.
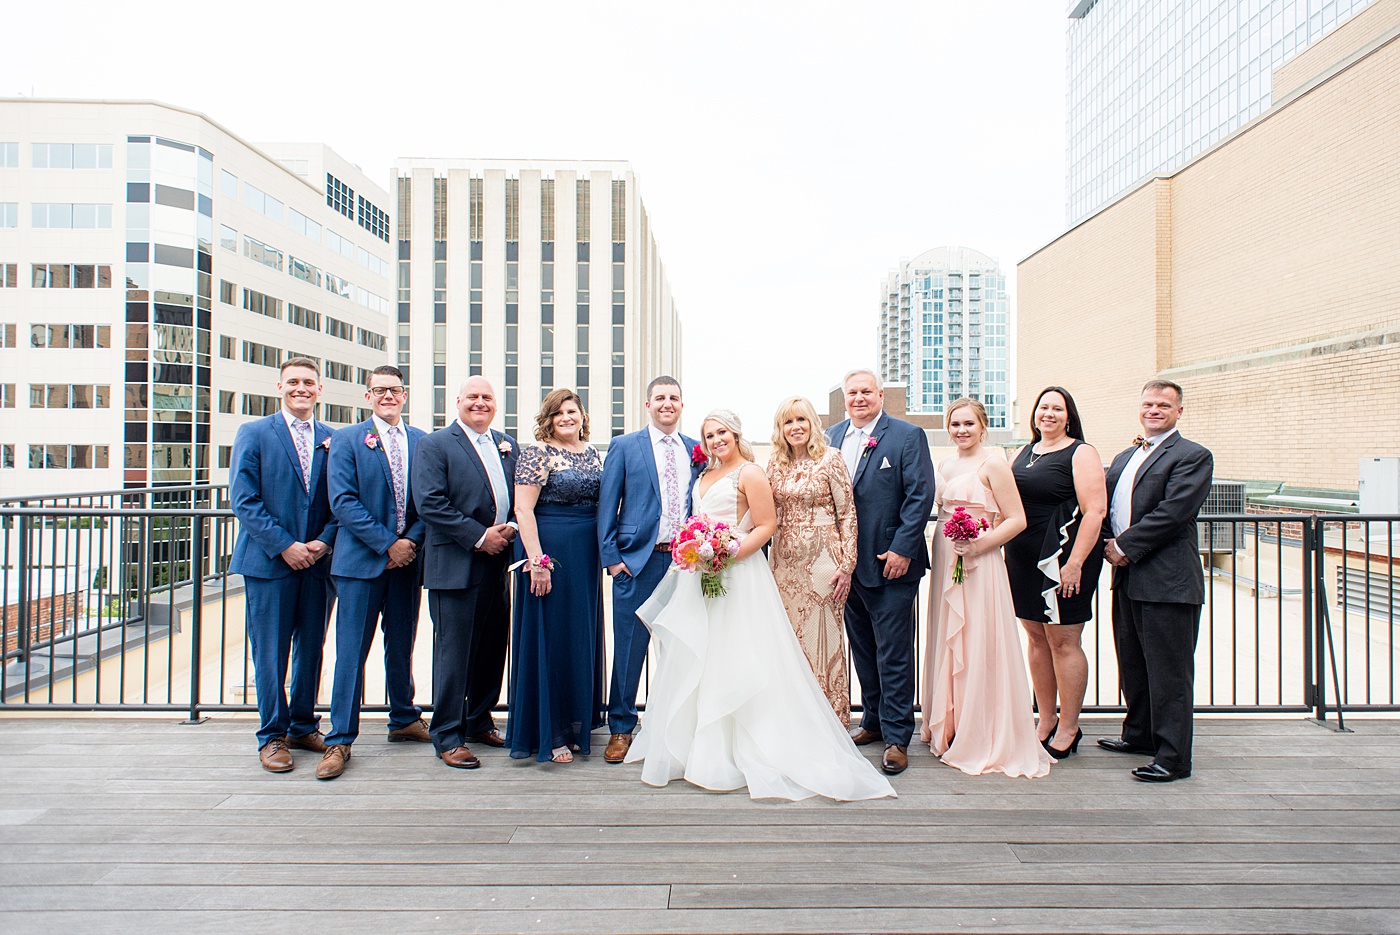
[2,488,1396,722]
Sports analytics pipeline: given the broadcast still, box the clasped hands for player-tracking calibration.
[384,538,418,569]
[280,540,329,570]
[1104,538,1129,567]
[476,523,516,556]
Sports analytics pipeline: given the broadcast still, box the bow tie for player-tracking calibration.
[1132,435,1152,451]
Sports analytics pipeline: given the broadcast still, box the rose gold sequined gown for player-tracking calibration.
[766,448,859,728]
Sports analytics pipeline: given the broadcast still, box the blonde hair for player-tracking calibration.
[699,409,756,468]
[770,396,828,466]
[944,397,989,439]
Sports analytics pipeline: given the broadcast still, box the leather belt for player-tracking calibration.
[655,542,673,552]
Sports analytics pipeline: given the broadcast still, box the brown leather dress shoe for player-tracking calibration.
[316,744,351,780]
[438,746,480,769]
[881,744,908,775]
[850,728,883,746]
[387,719,432,743]
[259,737,293,773]
[287,730,327,753]
[464,728,505,747]
[603,733,633,763]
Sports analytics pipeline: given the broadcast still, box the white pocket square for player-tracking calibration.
[879,457,892,469]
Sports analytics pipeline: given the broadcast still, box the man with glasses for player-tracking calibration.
[228,358,338,772]
[316,366,430,779]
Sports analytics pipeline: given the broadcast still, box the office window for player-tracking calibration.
[0,203,16,228]
[32,143,113,169]
[325,316,353,341]
[218,390,235,413]
[1,384,13,408]
[288,303,321,331]
[323,403,354,423]
[242,393,279,416]
[0,143,17,168]
[1,444,12,468]
[243,236,283,272]
[219,279,237,305]
[220,169,237,198]
[289,256,322,287]
[326,271,353,301]
[327,173,354,219]
[31,264,112,289]
[29,384,110,408]
[243,288,282,320]
[0,322,16,345]
[31,204,113,229]
[28,444,110,469]
[324,359,353,382]
[358,194,390,241]
[30,324,111,348]
[219,225,237,252]
[288,207,322,243]
[219,335,235,359]
[357,327,386,351]
[218,445,232,468]
[241,340,281,368]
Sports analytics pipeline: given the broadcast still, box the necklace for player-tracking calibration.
[1026,440,1071,468]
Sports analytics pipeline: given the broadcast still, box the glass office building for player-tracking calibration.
[877,247,1010,428]
[1066,0,1373,224]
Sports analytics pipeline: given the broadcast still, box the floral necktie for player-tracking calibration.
[293,420,312,492]
[386,426,406,534]
[662,435,681,541]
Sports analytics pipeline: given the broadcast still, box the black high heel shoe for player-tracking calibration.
[1047,728,1082,759]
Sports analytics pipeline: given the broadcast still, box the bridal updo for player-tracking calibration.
[700,409,756,467]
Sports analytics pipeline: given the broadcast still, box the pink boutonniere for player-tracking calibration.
[497,439,512,458]
[364,431,380,450]
[691,443,707,467]
[861,435,879,458]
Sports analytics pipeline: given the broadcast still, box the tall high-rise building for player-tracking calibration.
[391,159,681,440]
[1066,0,1373,224]
[877,247,1010,428]
[0,100,395,495]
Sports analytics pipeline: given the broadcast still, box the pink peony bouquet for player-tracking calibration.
[671,513,744,599]
[943,506,990,584]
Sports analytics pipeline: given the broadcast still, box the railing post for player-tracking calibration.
[1301,516,1316,717]
[184,514,207,724]
[1312,515,1329,722]
[16,514,31,665]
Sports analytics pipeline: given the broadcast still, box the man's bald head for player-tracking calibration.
[456,376,498,433]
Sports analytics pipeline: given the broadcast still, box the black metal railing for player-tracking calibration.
[2,490,1396,722]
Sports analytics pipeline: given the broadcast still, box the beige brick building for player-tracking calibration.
[1018,0,1400,492]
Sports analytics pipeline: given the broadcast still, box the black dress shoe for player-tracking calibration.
[1097,737,1154,755]
[1132,762,1190,783]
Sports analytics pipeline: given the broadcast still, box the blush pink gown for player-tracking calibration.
[920,469,1052,778]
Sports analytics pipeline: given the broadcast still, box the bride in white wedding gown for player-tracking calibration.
[626,410,895,801]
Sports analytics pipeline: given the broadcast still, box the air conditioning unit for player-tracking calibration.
[1198,480,1246,552]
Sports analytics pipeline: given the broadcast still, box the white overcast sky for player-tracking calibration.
[4,0,1068,436]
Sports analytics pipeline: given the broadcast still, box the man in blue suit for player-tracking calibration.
[228,358,338,772]
[826,368,935,776]
[317,365,430,780]
[412,376,518,770]
[597,375,703,763]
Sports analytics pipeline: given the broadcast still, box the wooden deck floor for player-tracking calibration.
[0,715,1398,934]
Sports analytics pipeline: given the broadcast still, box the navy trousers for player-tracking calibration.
[844,578,919,748]
[1112,591,1201,772]
[606,548,671,735]
[426,564,509,753]
[243,571,334,748]
[325,564,424,747]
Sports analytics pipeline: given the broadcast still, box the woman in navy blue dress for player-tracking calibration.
[507,389,606,763]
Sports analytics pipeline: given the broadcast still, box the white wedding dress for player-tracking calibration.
[626,469,896,801]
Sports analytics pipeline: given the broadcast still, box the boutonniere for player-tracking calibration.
[319,436,331,450]
[690,443,707,467]
[861,435,880,458]
[364,431,380,450]
[497,439,512,459]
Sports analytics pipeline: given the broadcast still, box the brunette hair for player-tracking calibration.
[365,364,404,388]
[280,357,320,378]
[533,388,590,442]
[1028,385,1086,444]
[1142,379,1184,404]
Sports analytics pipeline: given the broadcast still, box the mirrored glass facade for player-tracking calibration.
[1066,0,1372,224]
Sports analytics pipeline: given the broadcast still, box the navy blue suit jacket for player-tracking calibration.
[328,418,428,580]
[826,412,935,589]
[597,427,702,574]
[229,413,338,580]
[411,422,519,590]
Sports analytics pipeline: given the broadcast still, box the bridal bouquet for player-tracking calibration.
[671,514,743,599]
[943,506,990,584]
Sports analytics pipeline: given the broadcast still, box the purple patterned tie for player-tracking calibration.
[386,425,406,535]
[293,420,312,492]
[662,435,681,541]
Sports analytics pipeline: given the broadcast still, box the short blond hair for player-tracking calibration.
[770,396,828,466]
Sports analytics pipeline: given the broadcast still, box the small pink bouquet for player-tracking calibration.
[671,513,744,598]
[943,506,990,584]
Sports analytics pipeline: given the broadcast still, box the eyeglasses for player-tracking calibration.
[368,386,407,398]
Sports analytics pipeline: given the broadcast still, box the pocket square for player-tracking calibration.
[880,457,892,469]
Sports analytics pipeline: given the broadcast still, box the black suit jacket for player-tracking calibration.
[1104,432,1214,604]
[410,422,518,590]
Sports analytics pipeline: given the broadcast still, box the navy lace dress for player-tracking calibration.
[506,444,606,760]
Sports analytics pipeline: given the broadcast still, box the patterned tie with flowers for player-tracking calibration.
[294,420,313,492]
[662,435,682,542]
[386,425,406,534]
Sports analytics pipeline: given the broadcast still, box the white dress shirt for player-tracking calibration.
[840,416,878,479]
[1110,428,1177,537]
[371,414,409,478]
[648,424,686,544]
[457,418,514,547]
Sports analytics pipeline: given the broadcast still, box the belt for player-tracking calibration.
[655,542,673,552]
